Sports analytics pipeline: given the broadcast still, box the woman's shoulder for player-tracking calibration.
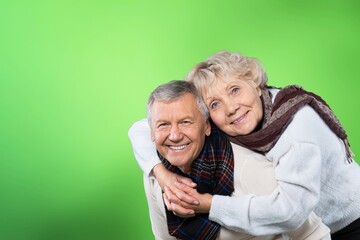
[267,105,340,162]
[281,105,341,148]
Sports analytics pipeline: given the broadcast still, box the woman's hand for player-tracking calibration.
[152,163,199,206]
[163,183,213,218]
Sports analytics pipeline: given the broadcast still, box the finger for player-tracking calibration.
[164,189,194,216]
[170,185,199,205]
[163,192,173,211]
[165,186,194,207]
[171,203,195,218]
[175,181,198,195]
[164,186,185,206]
[177,175,197,188]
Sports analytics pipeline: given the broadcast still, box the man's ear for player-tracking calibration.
[150,130,155,142]
[205,120,211,136]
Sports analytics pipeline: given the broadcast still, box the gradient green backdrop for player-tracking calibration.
[1,1,360,239]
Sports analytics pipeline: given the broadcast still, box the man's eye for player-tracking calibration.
[181,121,191,125]
[157,123,168,128]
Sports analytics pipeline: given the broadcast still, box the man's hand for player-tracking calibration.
[152,163,199,205]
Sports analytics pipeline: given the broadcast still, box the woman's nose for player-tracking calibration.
[224,99,239,116]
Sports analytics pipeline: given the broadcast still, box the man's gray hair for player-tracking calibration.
[147,80,209,125]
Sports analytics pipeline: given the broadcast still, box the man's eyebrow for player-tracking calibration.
[179,116,194,121]
[154,119,167,124]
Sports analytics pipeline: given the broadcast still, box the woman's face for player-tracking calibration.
[203,77,263,136]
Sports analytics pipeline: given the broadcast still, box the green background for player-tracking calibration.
[1,1,359,239]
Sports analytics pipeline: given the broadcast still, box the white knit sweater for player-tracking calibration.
[209,89,360,234]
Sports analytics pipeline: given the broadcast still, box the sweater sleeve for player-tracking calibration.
[128,119,161,176]
[209,106,326,235]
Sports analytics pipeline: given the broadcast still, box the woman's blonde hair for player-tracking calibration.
[185,51,268,96]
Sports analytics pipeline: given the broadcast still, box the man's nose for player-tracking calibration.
[168,125,183,141]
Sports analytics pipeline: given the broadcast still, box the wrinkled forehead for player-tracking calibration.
[151,94,204,119]
[197,74,238,99]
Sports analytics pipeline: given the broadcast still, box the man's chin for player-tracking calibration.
[167,157,190,167]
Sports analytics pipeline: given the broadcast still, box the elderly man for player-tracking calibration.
[129,80,330,240]
[141,80,234,240]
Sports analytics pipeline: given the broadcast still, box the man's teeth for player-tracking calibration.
[169,144,187,150]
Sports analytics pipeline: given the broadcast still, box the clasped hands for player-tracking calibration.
[153,163,212,218]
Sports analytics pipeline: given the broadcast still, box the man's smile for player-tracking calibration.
[167,143,190,150]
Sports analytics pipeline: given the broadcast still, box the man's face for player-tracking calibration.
[150,92,211,174]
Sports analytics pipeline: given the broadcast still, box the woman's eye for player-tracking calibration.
[210,101,219,109]
[231,87,240,95]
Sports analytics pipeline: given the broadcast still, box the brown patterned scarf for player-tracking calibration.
[229,85,353,162]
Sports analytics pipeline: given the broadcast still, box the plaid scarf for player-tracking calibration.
[229,85,354,162]
[159,124,234,240]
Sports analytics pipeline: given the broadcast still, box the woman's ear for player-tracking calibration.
[247,80,262,96]
[257,86,262,96]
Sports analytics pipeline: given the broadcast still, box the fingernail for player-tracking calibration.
[193,201,199,205]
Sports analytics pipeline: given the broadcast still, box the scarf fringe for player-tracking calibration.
[344,139,354,163]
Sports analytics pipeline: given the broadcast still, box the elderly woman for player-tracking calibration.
[182,51,360,239]
[129,51,360,239]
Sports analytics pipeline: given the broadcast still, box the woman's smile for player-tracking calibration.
[231,111,249,126]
